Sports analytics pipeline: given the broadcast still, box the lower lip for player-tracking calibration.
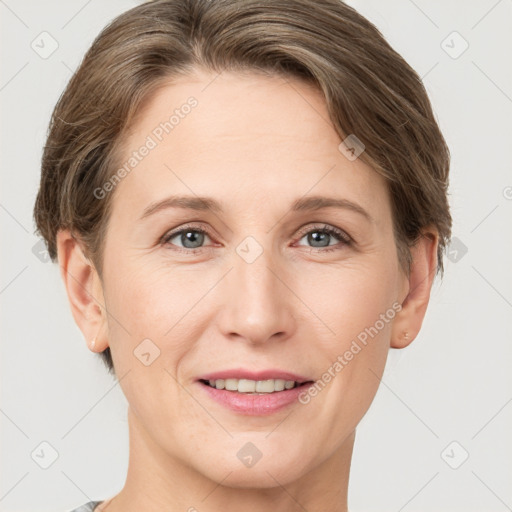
[197,381,314,416]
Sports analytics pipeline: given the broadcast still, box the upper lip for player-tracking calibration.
[198,368,313,384]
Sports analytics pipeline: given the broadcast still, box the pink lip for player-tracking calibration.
[197,380,315,416]
[198,368,311,383]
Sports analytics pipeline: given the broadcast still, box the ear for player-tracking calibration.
[56,229,109,353]
[391,227,439,348]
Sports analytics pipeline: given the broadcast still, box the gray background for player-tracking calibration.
[1,0,511,511]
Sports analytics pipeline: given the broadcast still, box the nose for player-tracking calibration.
[216,245,297,346]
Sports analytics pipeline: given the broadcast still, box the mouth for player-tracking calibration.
[195,369,316,415]
[198,378,315,394]
[197,377,316,415]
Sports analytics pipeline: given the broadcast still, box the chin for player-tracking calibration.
[194,445,312,489]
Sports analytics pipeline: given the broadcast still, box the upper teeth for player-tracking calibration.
[208,378,299,393]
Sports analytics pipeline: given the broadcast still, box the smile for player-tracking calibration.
[200,378,311,394]
[197,379,315,416]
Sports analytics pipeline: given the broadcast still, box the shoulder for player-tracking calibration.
[67,501,103,512]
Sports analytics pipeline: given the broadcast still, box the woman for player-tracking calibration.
[33,0,451,510]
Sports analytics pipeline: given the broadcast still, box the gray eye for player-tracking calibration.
[164,229,210,249]
[300,231,334,248]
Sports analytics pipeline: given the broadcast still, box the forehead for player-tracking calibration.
[110,69,390,222]
[125,69,339,156]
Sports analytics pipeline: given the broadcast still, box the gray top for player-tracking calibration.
[68,501,103,512]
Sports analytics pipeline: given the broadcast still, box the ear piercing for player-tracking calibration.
[403,331,410,341]
[90,337,96,349]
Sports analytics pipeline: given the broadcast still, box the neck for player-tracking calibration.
[99,406,354,512]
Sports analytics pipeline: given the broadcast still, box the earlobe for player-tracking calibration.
[56,229,109,352]
[391,229,439,349]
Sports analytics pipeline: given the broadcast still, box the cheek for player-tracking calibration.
[295,258,398,422]
[106,256,186,331]
[101,259,186,375]
[102,265,196,430]
[297,256,398,348]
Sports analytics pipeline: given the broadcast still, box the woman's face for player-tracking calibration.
[95,69,411,486]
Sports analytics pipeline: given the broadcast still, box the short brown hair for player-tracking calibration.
[33,0,452,376]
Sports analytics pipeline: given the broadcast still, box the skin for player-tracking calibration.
[57,69,438,512]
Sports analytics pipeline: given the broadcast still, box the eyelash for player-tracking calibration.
[160,223,352,254]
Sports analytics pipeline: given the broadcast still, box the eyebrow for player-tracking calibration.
[140,194,374,223]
